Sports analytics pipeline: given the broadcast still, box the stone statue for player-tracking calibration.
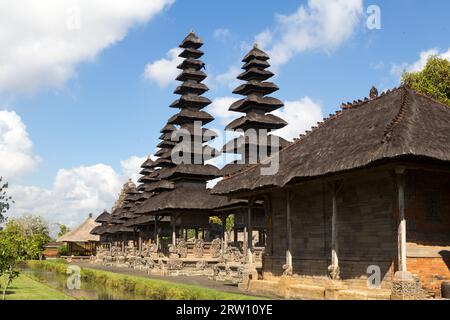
[210,239,222,259]
[194,239,204,258]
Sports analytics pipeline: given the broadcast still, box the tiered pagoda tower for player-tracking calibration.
[221,44,288,176]
[106,180,136,241]
[135,32,221,245]
[160,31,219,182]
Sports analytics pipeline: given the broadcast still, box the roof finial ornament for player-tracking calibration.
[189,28,195,34]
[370,86,379,100]
[253,42,259,49]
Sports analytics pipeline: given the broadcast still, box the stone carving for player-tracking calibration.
[223,246,243,263]
[194,239,204,258]
[211,239,222,259]
[283,263,293,276]
[176,239,188,258]
[328,264,340,280]
[167,258,183,270]
[196,260,207,270]
[370,86,379,100]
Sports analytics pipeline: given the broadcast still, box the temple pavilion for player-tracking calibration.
[212,86,450,299]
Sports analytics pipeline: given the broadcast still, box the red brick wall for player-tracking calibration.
[408,257,450,297]
[406,170,450,297]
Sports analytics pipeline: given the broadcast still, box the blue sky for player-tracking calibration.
[0,0,449,227]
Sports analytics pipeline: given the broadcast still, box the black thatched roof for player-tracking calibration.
[90,225,109,235]
[222,135,289,154]
[94,210,111,223]
[105,225,134,234]
[135,186,224,214]
[158,164,220,181]
[213,87,450,195]
[124,215,170,227]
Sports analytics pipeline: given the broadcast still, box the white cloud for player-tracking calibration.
[8,154,152,228]
[0,110,40,180]
[207,97,239,125]
[9,164,123,228]
[391,48,450,79]
[215,66,241,89]
[273,97,324,141]
[213,28,232,42]
[143,47,183,87]
[121,155,157,183]
[255,0,363,66]
[0,0,174,95]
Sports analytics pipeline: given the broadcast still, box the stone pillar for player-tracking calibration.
[285,189,293,275]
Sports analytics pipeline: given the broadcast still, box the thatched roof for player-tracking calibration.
[90,225,108,235]
[58,217,100,242]
[134,186,224,214]
[213,87,450,195]
[94,210,111,223]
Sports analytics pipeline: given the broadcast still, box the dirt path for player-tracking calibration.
[74,262,273,299]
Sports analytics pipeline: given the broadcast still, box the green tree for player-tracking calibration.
[0,177,13,224]
[57,224,71,238]
[401,55,450,106]
[0,221,26,299]
[10,215,51,260]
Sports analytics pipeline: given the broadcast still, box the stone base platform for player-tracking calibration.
[243,276,392,300]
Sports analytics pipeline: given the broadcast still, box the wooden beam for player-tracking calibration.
[396,167,407,272]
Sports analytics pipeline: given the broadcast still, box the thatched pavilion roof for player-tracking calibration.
[58,217,100,243]
[213,86,450,195]
[94,210,111,223]
[135,186,223,215]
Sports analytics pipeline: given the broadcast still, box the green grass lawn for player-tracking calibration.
[1,274,74,300]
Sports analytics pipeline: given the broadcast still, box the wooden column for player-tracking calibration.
[154,215,159,248]
[221,214,227,252]
[286,189,293,272]
[396,167,407,272]
[172,214,177,247]
[247,198,254,263]
[331,182,339,272]
[138,235,142,254]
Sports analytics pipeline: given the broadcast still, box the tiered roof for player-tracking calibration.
[221,45,289,176]
[135,31,222,215]
[157,31,220,182]
[213,86,450,195]
[105,180,136,234]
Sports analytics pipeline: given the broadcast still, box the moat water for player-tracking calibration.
[21,266,148,300]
